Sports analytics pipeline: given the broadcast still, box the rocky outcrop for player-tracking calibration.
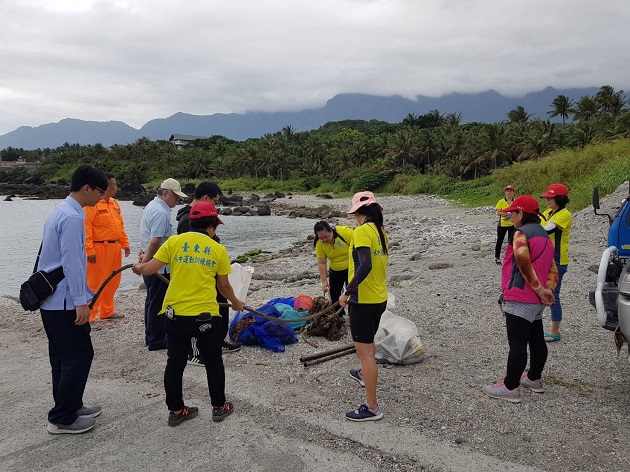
[221,194,243,206]
[0,181,147,201]
[0,182,332,220]
[271,204,344,219]
[132,194,153,206]
[256,205,271,216]
[0,183,68,199]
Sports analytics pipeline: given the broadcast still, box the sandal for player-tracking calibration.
[544,332,561,343]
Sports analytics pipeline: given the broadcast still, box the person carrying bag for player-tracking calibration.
[20,243,64,311]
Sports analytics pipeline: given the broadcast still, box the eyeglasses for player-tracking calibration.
[213,195,221,203]
[91,186,105,196]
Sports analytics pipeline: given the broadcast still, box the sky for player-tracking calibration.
[1,0,629,135]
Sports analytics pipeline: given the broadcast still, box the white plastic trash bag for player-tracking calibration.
[386,292,396,310]
[228,263,254,322]
[375,310,425,365]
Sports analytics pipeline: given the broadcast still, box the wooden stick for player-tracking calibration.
[303,347,356,367]
[299,343,355,363]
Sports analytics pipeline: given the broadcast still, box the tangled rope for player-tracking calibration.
[91,264,341,324]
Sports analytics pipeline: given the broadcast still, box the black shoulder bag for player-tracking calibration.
[19,243,65,311]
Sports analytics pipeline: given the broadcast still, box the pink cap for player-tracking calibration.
[347,191,383,214]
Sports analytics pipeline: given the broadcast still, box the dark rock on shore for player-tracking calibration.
[0,183,68,199]
[24,177,45,186]
[279,204,344,219]
[256,205,271,216]
[0,183,335,221]
[120,182,146,194]
[0,181,148,201]
[221,194,243,206]
[132,194,153,206]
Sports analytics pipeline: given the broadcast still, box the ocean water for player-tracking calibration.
[0,197,316,297]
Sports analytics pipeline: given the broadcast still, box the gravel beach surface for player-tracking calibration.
[2,186,629,471]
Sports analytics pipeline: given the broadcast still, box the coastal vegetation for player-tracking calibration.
[1,85,629,211]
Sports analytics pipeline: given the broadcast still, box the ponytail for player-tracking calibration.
[355,204,388,255]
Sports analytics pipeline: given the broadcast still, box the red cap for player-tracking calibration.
[541,183,568,198]
[504,185,515,191]
[190,202,224,224]
[347,191,383,214]
[502,195,546,220]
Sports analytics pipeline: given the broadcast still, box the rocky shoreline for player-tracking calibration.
[0,181,346,219]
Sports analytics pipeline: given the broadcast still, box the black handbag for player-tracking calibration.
[19,243,65,311]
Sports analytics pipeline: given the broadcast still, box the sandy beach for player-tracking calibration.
[2,189,629,472]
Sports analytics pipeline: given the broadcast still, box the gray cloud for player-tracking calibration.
[1,0,629,135]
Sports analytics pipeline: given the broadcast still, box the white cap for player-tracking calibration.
[160,178,187,198]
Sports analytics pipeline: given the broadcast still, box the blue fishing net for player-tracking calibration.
[228,297,300,352]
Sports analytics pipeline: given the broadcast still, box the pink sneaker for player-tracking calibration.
[482,379,521,403]
[519,372,545,393]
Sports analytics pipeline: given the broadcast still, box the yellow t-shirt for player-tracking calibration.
[495,198,514,227]
[153,231,232,316]
[348,222,388,304]
[314,225,354,271]
[542,208,572,266]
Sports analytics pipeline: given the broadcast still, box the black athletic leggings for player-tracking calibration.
[503,313,548,390]
[495,225,515,259]
[328,268,348,315]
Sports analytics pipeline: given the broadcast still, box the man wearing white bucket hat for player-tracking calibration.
[139,178,187,351]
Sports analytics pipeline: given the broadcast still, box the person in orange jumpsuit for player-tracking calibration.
[84,174,131,322]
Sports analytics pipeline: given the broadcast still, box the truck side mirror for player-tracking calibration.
[593,185,614,225]
[593,186,600,211]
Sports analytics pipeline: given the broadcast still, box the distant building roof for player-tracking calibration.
[169,134,207,142]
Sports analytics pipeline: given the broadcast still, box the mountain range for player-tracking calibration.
[0,86,599,150]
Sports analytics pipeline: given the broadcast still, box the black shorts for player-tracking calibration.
[349,301,387,343]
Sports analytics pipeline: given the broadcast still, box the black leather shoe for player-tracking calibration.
[222,341,241,353]
[148,342,168,351]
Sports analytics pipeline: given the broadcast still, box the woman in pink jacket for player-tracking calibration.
[483,195,558,403]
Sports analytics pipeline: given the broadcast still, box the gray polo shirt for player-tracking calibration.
[140,196,173,273]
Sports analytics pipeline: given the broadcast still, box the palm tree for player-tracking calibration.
[548,95,575,125]
[573,96,598,122]
[480,123,512,169]
[305,136,328,170]
[517,121,557,161]
[595,85,616,113]
[506,106,531,123]
[567,122,596,148]
[383,129,419,167]
[402,113,420,127]
[443,112,463,128]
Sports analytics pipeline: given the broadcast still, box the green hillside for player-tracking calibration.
[384,139,630,210]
